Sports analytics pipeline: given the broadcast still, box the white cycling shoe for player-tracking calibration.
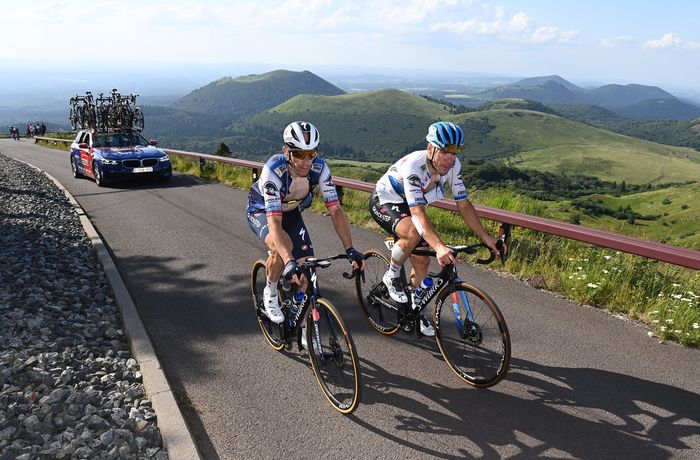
[263,286,284,324]
[382,271,408,303]
[419,314,435,337]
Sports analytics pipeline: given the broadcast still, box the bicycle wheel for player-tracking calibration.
[306,298,361,414]
[69,107,78,131]
[355,249,400,334]
[434,283,510,388]
[133,107,144,131]
[250,259,284,351]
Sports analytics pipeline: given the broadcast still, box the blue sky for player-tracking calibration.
[4,0,700,90]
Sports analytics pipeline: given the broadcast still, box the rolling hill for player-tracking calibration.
[170,69,345,121]
[245,88,451,159]
[479,75,700,121]
[240,90,700,184]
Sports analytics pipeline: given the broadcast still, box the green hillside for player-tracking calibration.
[577,183,700,249]
[457,109,700,184]
[247,89,452,159]
[170,69,345,121]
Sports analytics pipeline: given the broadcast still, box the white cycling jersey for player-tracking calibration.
[375,150,468,206]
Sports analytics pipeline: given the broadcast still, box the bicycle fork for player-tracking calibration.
[450,280,474,338]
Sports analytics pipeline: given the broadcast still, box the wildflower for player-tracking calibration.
[660,326,667,332]
[672,283,681,287]
[652,320,659,324]
[674,330,681,334]
[587,283,599,289]
[665,319,674,324]
[604,255,612,260]
[568,275,574,279]
[692,323,699,329]
[603,269,609,274]
[577,267,583,271]
[671,294,682,299]
[650,310,659,315]
[681,298,692,302]
[688,291,698,298]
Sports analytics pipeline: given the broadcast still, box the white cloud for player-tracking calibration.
[600,36,633,48]
[431,11,532,35]
[319,5,360,28]
[531,26,578,44]
[644,33,700,49]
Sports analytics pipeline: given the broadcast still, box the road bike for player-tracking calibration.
[250,254,362,414]
[355,236,510,388]
[69,92,96,131]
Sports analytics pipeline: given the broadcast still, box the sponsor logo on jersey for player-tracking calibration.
[311,162,323,173]
[324,175,334,187]
[274,164,287,176]
[263,181,278,196]
[407,174,422,188]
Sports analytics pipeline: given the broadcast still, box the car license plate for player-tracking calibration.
[133,167,153,173]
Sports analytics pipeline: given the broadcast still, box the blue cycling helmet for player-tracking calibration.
[426,121,464,153]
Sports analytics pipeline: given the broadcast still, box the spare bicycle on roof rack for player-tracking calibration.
[69,89,143,133]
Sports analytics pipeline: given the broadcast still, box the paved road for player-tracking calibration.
[3,138,699,459]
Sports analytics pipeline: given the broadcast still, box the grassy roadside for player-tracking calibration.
[170,154,699,347]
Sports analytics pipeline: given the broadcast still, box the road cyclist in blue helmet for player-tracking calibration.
[369,121,504,336]
[246,121,365,325]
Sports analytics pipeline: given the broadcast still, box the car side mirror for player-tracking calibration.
[149,140,158,146]
[79,143,89,149]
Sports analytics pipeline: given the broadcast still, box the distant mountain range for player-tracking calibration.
[478,75,700,121]
[135,69,700,186]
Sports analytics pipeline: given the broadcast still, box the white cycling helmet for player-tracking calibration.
[283,121,320,150]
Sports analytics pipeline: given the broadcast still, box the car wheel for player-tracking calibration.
[71,155,82,178]
[93,161,107,187]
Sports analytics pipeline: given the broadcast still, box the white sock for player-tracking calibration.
[387,261,401,278]
[265,278,278,295]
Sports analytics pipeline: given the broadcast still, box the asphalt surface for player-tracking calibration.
[3,138,699,459]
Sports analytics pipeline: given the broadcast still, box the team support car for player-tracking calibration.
[69,129,172,186]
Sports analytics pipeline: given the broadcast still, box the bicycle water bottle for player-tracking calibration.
[290,291,304,320]
[412,277,433,310]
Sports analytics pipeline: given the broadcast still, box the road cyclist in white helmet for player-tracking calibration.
[369,121,504,336]
[246,121,365,325]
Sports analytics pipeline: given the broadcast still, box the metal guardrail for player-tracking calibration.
[34,136,73,144]
[161,148,700,270]
[27,138,697,269]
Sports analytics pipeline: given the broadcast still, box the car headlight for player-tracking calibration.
[159,155,171,163]
[101,159,119,165]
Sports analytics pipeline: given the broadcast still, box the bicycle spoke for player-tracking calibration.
[356,250,401,334]
[436,284,510,387]
[307,300,361,414]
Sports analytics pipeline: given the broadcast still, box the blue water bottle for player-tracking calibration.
[412,277,433,310]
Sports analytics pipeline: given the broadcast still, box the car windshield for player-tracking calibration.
[94,132,148,148]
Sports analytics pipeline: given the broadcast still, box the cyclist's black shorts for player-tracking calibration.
[369,192,429,248]
[246,208,314,260]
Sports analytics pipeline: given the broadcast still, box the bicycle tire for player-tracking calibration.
[250,259,284,351]
[133,107,144,131]
[355,250,401,335]
[434,283,510,388]
[69,107,78,131]
[306,298,361,414]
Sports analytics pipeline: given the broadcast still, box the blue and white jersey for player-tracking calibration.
[375,150,468,207]
[246,153,340,216]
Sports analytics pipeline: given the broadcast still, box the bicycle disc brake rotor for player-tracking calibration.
[464,321,483,345]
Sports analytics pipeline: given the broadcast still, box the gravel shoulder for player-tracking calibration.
[0,153,168,459]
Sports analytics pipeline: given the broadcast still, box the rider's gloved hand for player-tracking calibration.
[283,259,299,284]
[346,247,366,271]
